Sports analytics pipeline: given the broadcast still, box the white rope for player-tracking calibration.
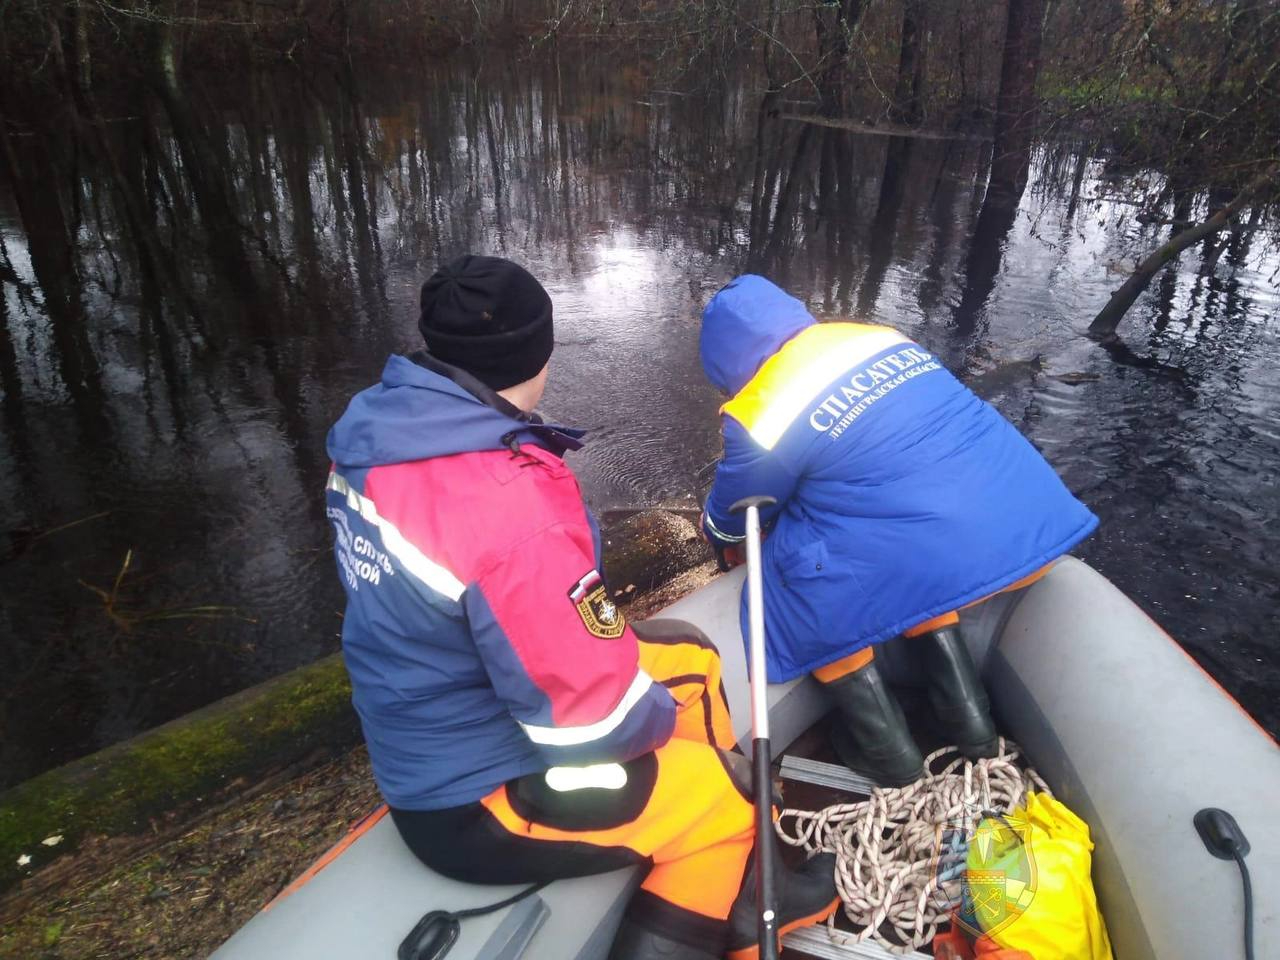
[775,738,1051,955]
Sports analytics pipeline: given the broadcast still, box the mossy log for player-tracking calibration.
[0,654,358,894]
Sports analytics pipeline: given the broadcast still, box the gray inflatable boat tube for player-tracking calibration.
[211,557,1277,960]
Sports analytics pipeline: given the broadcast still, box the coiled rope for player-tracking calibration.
[775,738,1051,955]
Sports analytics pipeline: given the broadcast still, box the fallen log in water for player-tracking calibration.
[1088,163,1279,339]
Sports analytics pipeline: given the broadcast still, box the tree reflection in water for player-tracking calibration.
[0,50,1277,787]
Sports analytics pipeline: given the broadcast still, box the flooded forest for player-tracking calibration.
[1,0,1278,789]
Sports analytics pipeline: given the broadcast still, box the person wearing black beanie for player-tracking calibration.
[419,254,555,394]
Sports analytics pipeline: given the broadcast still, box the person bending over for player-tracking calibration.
[698,275,1098,786]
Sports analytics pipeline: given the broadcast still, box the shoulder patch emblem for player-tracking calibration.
[568,571,626,639]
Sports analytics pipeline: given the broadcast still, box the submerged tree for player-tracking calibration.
[986,0,1044,204]
[1088,164,1280,337]
[953,0,1046,333]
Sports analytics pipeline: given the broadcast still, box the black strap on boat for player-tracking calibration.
[1193,807,1254,960]
[1234,851,1255,960]
[398,881,550,960]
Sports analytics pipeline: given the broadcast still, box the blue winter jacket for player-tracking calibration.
[700,276,1099,681]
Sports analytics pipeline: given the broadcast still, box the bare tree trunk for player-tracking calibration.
[72,0,91,93]
[954,182,1020,334]
[336,66,381,313]
[763,124,815,259]
[748,89,780,244]
[857,136,913,316]
[1064,148,1087,221]
[890,0,927,125]
[988,0,1045,202]
[0,114,111,439]
[150,21,257,302]
[951,0,1045,335]
[43,5,69,82]
[761,0,781,83]
[0,266,27,448]
[813,0,867,118]
[1088,165,1278,338]
[749,0,784,246]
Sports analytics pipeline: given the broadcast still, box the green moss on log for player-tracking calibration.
[0,653,357,894]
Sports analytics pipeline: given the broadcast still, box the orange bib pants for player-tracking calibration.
[390,619,756,952]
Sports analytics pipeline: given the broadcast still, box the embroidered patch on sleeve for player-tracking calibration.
[568,571,627,639]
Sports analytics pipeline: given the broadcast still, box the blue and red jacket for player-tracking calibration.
[325,354,675,811]
[700,276,1099,682]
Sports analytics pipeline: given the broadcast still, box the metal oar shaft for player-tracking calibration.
[744,505,770,744]
[730,495,779,960]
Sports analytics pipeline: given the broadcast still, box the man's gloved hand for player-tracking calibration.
[699,509,747,572]
[712,543,745,572]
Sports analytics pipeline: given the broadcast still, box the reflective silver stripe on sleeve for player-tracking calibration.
[703,510,746,543]
[326,472,466,601]
[520,670,657,747]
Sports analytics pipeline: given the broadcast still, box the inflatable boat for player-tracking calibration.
[211,557,1278,960]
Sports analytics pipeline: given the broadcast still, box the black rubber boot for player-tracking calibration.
[918,626,998,760]
[725,851,840,960]
[606,919,720,959]
[823,659,925,787]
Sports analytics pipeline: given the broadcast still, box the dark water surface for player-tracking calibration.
[1,52,1277,788]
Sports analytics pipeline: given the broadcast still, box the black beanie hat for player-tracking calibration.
[419,255,554,391]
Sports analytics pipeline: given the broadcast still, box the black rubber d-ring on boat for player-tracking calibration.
[398,910,461,960]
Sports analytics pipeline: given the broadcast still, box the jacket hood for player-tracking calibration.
[326,354,582,469]
[699,275,816,395]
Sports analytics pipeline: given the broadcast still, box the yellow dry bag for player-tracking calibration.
[962,791,1113,960]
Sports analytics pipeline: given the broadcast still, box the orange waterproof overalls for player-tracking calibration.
[391,619,757,953]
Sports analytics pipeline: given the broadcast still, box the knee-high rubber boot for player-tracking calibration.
[919,626,998,760]
[823,659,925,787]
[724,850,840,960]
[606,919,720,959]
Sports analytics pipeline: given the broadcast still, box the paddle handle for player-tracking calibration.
[731,496,779,960]
[752,736,779,960]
